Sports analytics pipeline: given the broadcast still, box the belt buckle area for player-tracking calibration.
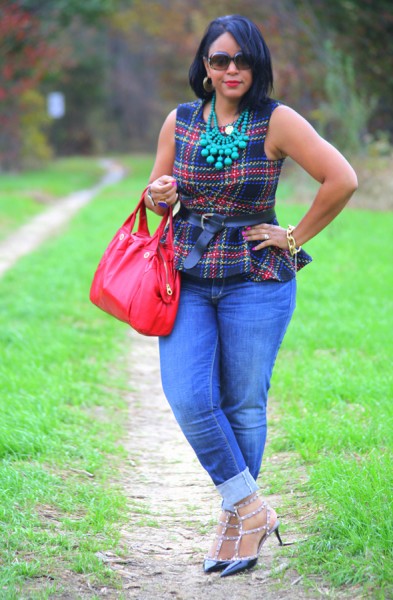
[201,213,214,230]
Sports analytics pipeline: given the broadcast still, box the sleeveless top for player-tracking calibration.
[172,99,312,281]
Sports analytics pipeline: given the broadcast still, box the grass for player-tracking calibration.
[270,194,393,597]
[0,155,154,597]
[0,154,391,597]
[0,157,104,240]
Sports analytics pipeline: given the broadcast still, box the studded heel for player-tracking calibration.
[203,510,241,573]
[220,493,283,577]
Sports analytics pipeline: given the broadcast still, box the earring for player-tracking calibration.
[203,76,214,93]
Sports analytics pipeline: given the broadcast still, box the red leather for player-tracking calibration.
[90,191,180,336]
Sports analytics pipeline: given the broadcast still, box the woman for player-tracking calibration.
[143,15,357,577]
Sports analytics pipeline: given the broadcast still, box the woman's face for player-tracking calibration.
[204,32,253,104]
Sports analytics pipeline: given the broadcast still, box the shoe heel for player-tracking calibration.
[274,526,284,546]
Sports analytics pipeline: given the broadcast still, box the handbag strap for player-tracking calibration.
[124,187,174,241]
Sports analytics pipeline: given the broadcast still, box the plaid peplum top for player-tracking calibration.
[172,99,312,280]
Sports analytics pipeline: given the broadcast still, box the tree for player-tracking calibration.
[0,0,124,169]
[0,1,56,169]
[12,0,117,26]
[2,0,390,168]
[294,0,393,138]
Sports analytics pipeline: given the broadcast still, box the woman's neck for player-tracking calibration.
[213,96,241,125]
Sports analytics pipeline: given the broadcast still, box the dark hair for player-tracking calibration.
[189,15,274,111]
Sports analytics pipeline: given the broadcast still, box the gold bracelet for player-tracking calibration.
[286,225,301,256]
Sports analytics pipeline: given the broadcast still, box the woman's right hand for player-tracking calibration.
[148,175,178,208]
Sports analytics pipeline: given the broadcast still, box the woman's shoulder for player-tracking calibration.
[176,99,203,119]
[162,100,202,127]
[253,98,285,119]
[267,103,311,130]
[252,101,307,132]
[177,99,203,110]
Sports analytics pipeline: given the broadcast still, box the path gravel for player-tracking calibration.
[0,159,125,277]
[111,332,320,599]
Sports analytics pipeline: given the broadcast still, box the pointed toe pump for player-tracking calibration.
[220,493,284,578]
[203,510,240,573]
[203,557,232,573]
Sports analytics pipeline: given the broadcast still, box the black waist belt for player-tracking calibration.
[178,204,276,269]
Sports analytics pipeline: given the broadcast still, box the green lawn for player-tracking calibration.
[271,198,393,597]
[0,157,104,241]
[0,156,391,597]
[0,156,153,598]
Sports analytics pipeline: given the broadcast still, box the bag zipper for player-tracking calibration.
[157,245,173,296]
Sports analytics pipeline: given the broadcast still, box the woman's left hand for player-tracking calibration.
[242,224,289,251]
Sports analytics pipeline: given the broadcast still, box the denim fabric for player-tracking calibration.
[159,273,296,509]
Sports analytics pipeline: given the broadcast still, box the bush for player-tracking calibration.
[311,41,377,155]
[19,89,53,169]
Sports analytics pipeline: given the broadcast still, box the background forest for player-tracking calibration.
[1,0,393,171]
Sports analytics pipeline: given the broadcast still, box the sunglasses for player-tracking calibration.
[207,52,252,71]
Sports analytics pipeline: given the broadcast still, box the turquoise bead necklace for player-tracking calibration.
[200,94,250,169]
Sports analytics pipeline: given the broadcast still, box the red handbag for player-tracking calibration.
[89,190,180,336]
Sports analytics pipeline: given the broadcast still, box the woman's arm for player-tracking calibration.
[245,105,358,251]
[143,109,178,216]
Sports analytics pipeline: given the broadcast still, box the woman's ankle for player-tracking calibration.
[235,493,277,527]
[206,509,240,560]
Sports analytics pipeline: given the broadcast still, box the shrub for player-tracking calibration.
[19,89,53,169]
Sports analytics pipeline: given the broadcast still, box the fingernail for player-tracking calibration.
[241,232,247,237]
[246,226,251,230]
[171,181,177,186]
[252,246,258,250]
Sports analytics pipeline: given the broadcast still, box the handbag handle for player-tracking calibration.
[121,188,149,235]
[123,188,175,241]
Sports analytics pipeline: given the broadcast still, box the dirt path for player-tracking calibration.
[0,158,125,277]
[106,331,328,600]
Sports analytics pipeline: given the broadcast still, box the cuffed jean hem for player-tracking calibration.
[216,467,259,512]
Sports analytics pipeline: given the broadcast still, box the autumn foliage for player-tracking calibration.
[0,0,392,170]
[0,2,56,169]
[0,3,55,101]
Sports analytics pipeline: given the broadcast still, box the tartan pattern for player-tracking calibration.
[172,99,312,280]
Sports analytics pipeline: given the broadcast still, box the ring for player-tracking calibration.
[157,200,169,208]
[264,233,270,240]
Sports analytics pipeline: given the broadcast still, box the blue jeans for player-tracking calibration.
[159,273,296,510]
